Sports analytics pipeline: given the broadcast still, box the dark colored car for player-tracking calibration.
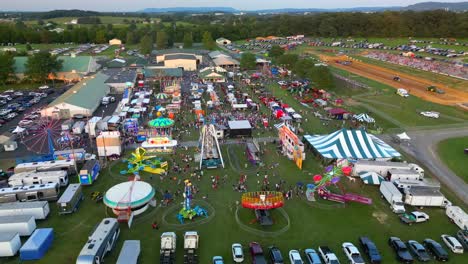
[408,240,431,262]
[456,230,468,250]
[250,242,267,264]
[359,237,382,263]
[268,246,284,264]
[423,239,449,261]
[389,237,413,263]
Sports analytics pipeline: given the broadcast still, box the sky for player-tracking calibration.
[0,0,465,11]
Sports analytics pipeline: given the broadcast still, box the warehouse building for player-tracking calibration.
[41,73,110,119]
[156,53,202,71]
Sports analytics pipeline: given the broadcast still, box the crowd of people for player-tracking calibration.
[365,52,468,80]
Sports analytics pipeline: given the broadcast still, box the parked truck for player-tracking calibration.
[318,246,340,264]
[399,211,430,225]
[387,169,423,182]
[183,231,199,264]
[380,181,406,214]
[404,186,450,208]
[393,179,440,190]
[160,232,176,264]
[353,160,424,177]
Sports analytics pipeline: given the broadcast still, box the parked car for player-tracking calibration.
[342,243,365,264]
[358,237,381,264]
[441,234,464,254]
[420,111,440,119]
[268,246,284,264]
[213,256,224,264]
[423,239,449,261]
[16,107,26,112]
[389,237,413,263]
[5,112,17,120]
[407,240,431,262]
[304,249,322,264]
[289,250,304,264]
[39,85,49,90]
[318,246,340,264]
[18,119,34,127]
[14,92,23,96]
[249,242,267,264]
[232,243,244,263]
[456,230,468,250]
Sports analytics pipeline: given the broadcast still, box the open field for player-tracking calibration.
[24,16,159,26]
[437,136,468,183]
[2,143,467,264]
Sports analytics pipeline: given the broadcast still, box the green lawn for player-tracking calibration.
[437,136,468,183]
[2,143,466,264]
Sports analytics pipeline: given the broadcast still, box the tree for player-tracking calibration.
[156,31,168,49]
[0,53,15,84]
[183,32,193,48]
[240,52,256,70]
[26,43,32,51]
[95,30,107,44]
[293,59,316,78]
[25,52,63,83]
[277,54,299,69]
[269,45,284,58]
[202,31,215,50]
[307,66,335,89]
[126,31,136,45]
[140,34,153,55]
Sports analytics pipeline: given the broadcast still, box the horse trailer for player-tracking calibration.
[76,218,120,264]
[8,171,69,187]
[0,183,60,203]
[57,184,83,215]
[0,201,50,220]
[0,215,36,236]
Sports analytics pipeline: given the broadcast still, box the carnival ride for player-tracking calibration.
[241,191,284,226]
[120,147,168,175]
[176,179,208,224]
[199,124,224,169]
[20,118,62,154]
[306,165,372,205]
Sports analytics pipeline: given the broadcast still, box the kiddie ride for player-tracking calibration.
[241,191,284,226]
[307,165,372,205]
[177,180,208,224]
[120,147,168,175]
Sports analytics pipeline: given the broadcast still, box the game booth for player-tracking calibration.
[228,120,252,138]
[278,124,305,169]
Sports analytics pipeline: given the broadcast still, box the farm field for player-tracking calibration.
[2,143,467,264]
[437,136,468,183]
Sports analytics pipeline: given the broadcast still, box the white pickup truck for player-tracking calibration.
[318,246,340,264]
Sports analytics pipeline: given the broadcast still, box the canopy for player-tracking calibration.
[396,132,411,141]
[359,171,384,185]
[148,118,174,128]
[353,113,375,123]
[155,93,168,100]
[303,128,401,159]
[13,126,26,134]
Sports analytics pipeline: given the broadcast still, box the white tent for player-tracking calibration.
[353,113,375,123]
[396,132,411,141]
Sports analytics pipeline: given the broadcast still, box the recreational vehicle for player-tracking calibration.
[76,218,120,264]
[79,160,100,185]
[57,184,83,215]
[0,183,60,203]
[14,159,76,175]
[352,160,424,177]
[0,215,36,236]
[0,201,50,220]
[8,171,68,187]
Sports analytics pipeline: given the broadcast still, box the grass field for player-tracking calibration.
[25,16,160,26]
[437,136,468,183]
[2,142,467,264]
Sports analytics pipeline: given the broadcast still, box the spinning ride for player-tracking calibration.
[241,191,284,226]
[176,179,208,224]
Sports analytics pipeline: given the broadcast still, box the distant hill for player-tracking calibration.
[403,1,468,11]
[141,7,238,13]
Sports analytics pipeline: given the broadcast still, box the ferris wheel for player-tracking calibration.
[20,118,63,154]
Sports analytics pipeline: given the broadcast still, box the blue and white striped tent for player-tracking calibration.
[303,128,401,159]
[359,171,385,185]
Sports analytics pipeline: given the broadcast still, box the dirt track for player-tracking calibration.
[320,54,468,106]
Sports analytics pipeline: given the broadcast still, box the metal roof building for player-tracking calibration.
[41,73,110,118]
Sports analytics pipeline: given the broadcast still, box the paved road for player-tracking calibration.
[382,127,468,204]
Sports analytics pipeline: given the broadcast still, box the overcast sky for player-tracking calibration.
[1,0,465,11]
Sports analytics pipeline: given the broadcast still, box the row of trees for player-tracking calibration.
[0,52,63,84]
[240,46,335,89]
[1,10,466,47]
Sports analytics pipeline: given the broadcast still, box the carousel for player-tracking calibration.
[141,117,178,155]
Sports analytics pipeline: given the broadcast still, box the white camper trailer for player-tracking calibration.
[0,201,50,220]
[0,215,36,236]
[446,206,468,230]
[0,233,21,257]
[8,171,69,187]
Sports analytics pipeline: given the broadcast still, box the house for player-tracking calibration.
[109,38,122,46]
[215,37,231,46]
[41,73,110,119]
[213,56,240,69]
[13,55,100,82]
[155,53,202,71]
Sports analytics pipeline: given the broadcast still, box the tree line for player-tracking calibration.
[0,10,466,49]
[0,52,63,84]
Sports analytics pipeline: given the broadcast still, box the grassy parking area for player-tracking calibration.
[2,143,466,264]
[437,136,468,183]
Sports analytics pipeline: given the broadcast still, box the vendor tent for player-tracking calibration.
[303,128,401,159]
[396,132,411,141]
[353,113,375,123]
[359,171,384,185]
